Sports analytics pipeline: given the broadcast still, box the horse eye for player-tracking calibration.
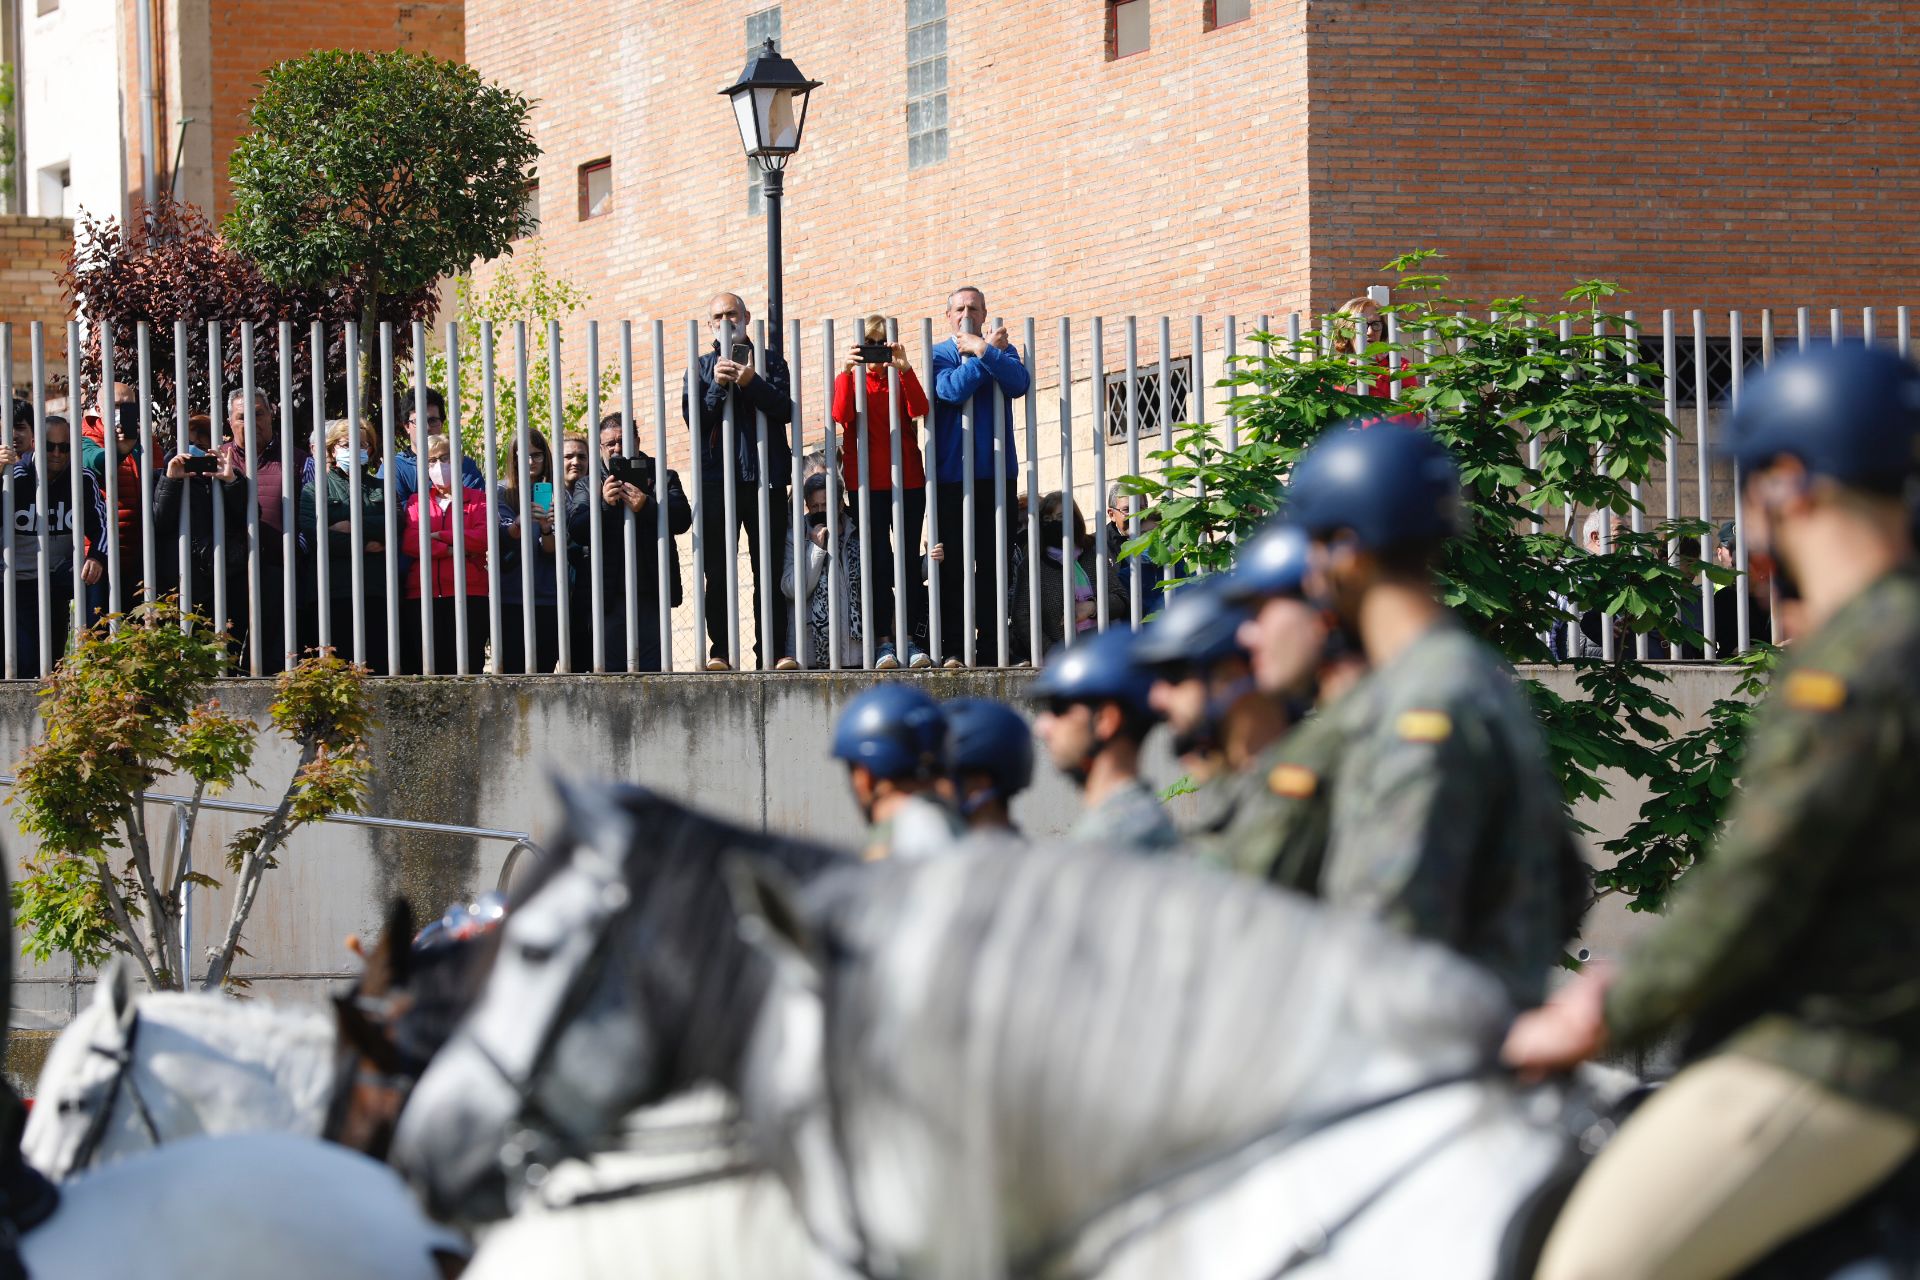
[517,940,556,965]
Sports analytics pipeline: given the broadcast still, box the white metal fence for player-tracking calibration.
[0,306,1901,680]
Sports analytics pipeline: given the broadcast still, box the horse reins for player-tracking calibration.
[69,1010,164,1172]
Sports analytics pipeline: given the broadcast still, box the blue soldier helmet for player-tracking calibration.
[831,684,949,780]
[943,698,1035,802]
[1026,627,1159,725]
[1218,520,1311,606]
[1284,423,1463,552]
[1726,343,1920,494]
[1131,575,1253,671]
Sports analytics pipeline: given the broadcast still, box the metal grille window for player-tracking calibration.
[1636,336,1765,407]
[1104,358,1190,442]
[907,0,948,169]
[746,6,782,215]
[1108,0,1150,59]
[1207,0,1251,29]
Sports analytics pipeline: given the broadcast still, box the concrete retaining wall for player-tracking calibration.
[0,662,1749,1030]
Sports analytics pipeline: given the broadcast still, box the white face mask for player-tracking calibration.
[428,461,452,489]
[334,446,367,467]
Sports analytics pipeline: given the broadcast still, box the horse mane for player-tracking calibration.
[802,844,1513,1261]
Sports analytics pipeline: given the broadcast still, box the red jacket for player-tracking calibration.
[400,488,490,599]
[832,365,929,492]
[80,417,143,555]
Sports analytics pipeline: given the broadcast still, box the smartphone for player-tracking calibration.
[729,341,754,366]
[182,455,220,476]
[531,481,554,510]
[857,343,892,364]
[607,455,644,487]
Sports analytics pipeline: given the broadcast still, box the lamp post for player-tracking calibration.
[722,40,822,348]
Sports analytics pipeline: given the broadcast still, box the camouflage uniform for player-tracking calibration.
[1207,700,1351,894]
[1319,621,1577,1006]
[1606,566,1920,1119]
[1072,778,1179,853]
[864,794,965,862]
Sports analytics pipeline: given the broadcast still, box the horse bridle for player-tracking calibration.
[67,1009,164,1173]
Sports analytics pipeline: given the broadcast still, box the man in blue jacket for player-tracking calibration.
[681,291,795,671]
[930,286,1029,666]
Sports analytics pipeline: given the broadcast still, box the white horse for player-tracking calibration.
[23,957,336,1179]
[24,1130,465,1278]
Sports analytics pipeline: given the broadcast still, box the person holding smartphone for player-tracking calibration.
[155,419,249,651]
[578,415,692,673]
[832,315,932,669]
[680,291,795,671]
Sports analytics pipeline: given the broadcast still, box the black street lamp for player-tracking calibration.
[722,39,821,348]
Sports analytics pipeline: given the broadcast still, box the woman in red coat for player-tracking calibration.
[400,436,490,674]
[831,315,932,668]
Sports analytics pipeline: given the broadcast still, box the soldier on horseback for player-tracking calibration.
[830,684,963,861]
[1507,343,1920,1279]
[942,697,1034,837]
[1028,628,1178,852]
[1281,423,1582,1006]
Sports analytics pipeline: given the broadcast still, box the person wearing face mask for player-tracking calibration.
[296,420,386,671]
[781,472,863,670]
[1027,626,1176,853]
[1284,423,1581,1007]
[399,436,490,674]
[1008,490,1129,665]
[942,697,1033,838]
[1508,345,1920,1280]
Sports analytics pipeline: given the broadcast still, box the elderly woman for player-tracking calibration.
[399,435,490,674]
[297,418,387,670]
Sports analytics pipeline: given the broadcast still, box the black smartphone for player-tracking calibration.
[729,341,754,366]
[857,343,892,364]
[182,455,220,476]
[607,455,648,487]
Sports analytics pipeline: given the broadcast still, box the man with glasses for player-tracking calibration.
[573,416,690,673]
[681,291,795,671]
[4,414,106,675]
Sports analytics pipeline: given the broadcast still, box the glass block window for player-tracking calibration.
[907,0,948,169]
[1108,0,1149,59]
[1207,0,1251,29]
[746,7,782,215]
[1104,358,1191,442]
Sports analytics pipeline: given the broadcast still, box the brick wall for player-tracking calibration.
[1305,0,1920,322]
[465,0,1313,341]
[204,0,465,220]
[0,217,72,387]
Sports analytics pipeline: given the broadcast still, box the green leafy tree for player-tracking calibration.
[224,49,539,392]
[9,601,376,990]
[1125,251,1754,912]
[423,252,623,463]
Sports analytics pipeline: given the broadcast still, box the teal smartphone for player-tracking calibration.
[532,481,554,509]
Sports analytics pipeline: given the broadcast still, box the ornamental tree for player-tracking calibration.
[1124,252,1757,912]
[224,49,539,391]
[9,601,375,990]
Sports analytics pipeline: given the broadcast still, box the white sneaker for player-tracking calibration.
[875,643,901,671]
[907,643,932,669]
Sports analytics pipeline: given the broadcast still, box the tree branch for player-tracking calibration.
[121,803,174,986]
[95,861,162,991]
[202,741,317,991]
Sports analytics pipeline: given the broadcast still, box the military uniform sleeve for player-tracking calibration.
[1605,684,1890,1050]
[1321,697,1498,943]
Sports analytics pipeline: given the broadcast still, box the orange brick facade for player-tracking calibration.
[464,0,1920,336]
[0,218,73,386]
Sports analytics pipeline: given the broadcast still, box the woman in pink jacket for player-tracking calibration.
[400,436,491,673]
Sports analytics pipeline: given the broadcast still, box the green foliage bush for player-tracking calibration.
[1124,252,1763,912]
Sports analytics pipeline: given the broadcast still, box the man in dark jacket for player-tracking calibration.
[680,291,794,671]
[4,415,107,677]
[573,417,692,672]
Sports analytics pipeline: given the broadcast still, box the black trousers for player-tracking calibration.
[934,480,1013,665]
[400,596,488,675]
[499,601,562,674]
[9,578,74,679]
[567,586,665,673]
[858,487,929,650]
[699,479,790,668]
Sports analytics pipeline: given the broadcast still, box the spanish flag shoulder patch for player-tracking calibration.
[1783,669,1848,713]
[1268,763,1320,799]
[1395,709,1453,743]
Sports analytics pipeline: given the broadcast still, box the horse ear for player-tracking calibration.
[724,854,823,990]
[94,954,138,1034]
[359,899,415,998]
